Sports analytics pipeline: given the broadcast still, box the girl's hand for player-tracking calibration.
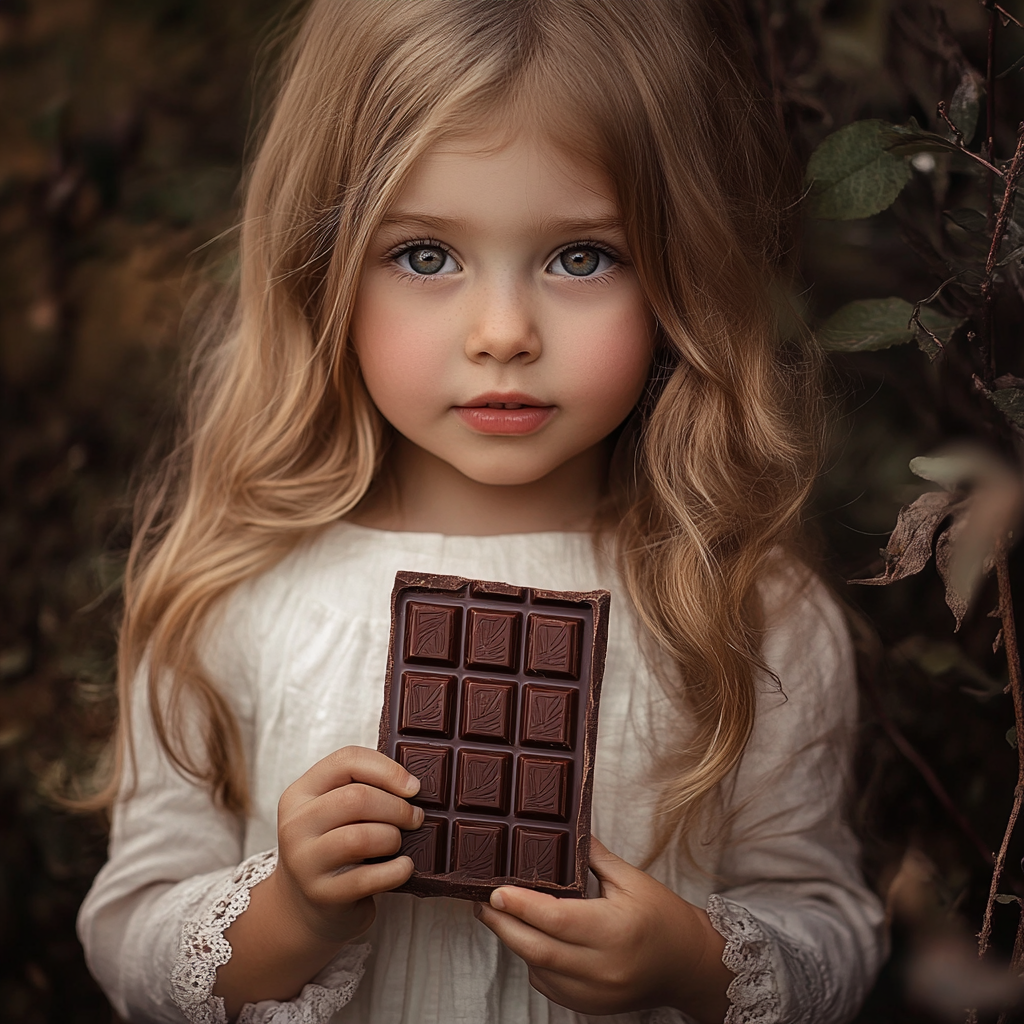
[472,836,733,1023]
[272,745,424,946]
[215,746,422,1016]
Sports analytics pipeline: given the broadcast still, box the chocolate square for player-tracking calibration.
[405,602,461,666]
[520,683,576,749]
[397,744,451,809]
[515,755,572,822]
[511,826,567,885]
[451,821,507,878]
[460,678,516,743]
[400,817,448,874]
[399,672,456,738]
[454,749,511,814]
[378,571,609,900]
[525,614,582,679]
[465,608,521,672]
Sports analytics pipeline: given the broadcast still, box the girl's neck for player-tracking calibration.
[349,436,609,536]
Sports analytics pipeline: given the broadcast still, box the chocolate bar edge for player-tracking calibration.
[377,570,610,902]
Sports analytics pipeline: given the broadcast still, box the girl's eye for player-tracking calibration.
[547,245,616,278]
[394,245,457,276]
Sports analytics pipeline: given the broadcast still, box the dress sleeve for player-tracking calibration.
[76,598,370,1023]
[706,570,887,1024]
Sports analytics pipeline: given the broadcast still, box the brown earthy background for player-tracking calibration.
[2,1,1023,1020]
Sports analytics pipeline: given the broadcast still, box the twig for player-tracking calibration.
[930,103,1007,180]
[979,539,1024,956]
[862,666,995,869]
[986,123,1024,276]
[986,2,997,229]
[909,307,946,355]
[992,2,1024,30]
[938,99,965,147]
[981,123,1024,376]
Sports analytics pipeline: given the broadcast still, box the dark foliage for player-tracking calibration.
[1,0,1022,1020]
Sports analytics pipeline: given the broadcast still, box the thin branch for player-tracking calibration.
[979,540,1024,956]
[862,667,994,869]
[932,104,1007,179]
[909,307,946,354]
[981,122,1024,376]
[986,123,1024,276]
[987,2,997,227]
[938,99,965,147]
[993,2,1024,29]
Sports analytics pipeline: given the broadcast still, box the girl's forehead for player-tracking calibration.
[386,132,621,228]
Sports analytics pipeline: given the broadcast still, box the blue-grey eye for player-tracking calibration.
[548,245,615,278]
[560,248,599,276]
[402,246,449,275]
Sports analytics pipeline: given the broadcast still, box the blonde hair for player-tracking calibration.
[96,0,822,858]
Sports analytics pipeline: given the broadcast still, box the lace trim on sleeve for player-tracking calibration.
[707,895,830,1024]
[707,894,780,1024]
[169,849,370,1024]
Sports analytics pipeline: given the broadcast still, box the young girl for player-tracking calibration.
[77,1,886,1021]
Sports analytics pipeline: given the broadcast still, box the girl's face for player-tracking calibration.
[351,130,654,498]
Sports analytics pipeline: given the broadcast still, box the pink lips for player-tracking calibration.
[453,392,555,435]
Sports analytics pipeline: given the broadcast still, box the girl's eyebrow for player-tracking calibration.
[378,212,626,236]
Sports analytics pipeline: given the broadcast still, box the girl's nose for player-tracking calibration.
[464,277,540,365]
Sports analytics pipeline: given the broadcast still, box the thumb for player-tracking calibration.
[587,835,634,896]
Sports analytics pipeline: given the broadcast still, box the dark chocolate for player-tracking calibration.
[377,571,610,901]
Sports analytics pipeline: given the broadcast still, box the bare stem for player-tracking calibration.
[981,123,1024,378]
[978,541,1024,956]
[987,3,997,227]
[986,123,1024,277]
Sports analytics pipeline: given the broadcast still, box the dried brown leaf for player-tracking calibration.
[851,490,962,586]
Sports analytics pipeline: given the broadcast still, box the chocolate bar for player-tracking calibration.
[376,571,610,901]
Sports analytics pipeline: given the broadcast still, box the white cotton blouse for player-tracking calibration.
[77,522,886,1024]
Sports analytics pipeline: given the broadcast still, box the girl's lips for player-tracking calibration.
[452,404,555,435]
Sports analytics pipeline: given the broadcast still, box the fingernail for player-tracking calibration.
[490,889,506,911]
[411,806,424,827]
[405,776,421,796]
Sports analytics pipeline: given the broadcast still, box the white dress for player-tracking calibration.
[77,523,886,1024]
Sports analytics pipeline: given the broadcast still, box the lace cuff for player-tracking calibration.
[707,894,829,1024]
[169,849,370,1024]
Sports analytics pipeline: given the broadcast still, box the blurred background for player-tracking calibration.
[1,0,1023,1020]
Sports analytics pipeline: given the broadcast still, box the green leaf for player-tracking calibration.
[987,388,1024,427]
[806,120,912,220]
[948,74,982,145]
[818,298,915,351]
[817,297,962,353]
[995,893,1021,904]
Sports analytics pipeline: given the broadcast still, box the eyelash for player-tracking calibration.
[382,238,625,279]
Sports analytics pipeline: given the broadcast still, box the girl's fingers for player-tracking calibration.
[484,886,602,946]
[473,901,584,974]
[292,782,424,837]
[318,856,416,905]
[306,821,405,874]
[586,836,633,896]
[284,746,420,808]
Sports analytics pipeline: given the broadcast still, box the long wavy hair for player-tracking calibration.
[93,0,823,860]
